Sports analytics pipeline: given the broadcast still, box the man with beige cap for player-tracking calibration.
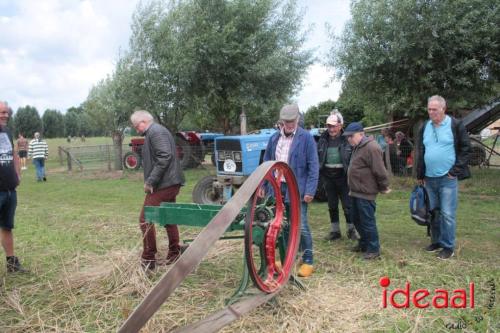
[263,104,319,277]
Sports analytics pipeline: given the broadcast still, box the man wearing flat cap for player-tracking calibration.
[344,122,390,260]
[263,104,319,277]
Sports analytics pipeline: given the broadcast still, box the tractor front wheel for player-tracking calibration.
[192,175,222,204]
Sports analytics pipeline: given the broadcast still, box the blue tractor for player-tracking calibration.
[192,129,277,204]
[191,128,328,203]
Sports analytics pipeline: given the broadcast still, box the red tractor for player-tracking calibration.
[123,131,205,170]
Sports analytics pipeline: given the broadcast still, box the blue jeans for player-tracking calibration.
[281,184,313,265]
[33,158,45,181]
[425,175,458,250]
[299,201,313,264]
[351,197,379,253]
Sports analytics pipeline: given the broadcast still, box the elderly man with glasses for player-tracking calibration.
[416,95,471,260]
[263,104,319,277]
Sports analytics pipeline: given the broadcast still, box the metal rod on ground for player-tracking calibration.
[171,292,278,333]
[117,161,277,333]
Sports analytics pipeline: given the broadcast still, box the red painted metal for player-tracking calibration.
[244,162,300,293]
[125,154,138,168]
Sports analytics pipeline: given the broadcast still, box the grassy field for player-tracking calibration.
[1,137,498,332]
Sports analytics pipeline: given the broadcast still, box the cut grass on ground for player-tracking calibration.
[1,140,499,332]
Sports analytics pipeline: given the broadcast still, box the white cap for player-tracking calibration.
[326,113,343,126]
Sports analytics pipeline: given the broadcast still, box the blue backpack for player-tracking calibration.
[409,185,431,229]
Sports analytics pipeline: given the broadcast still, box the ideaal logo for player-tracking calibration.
[379,276,475,309]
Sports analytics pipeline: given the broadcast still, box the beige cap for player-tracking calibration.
[279,104,299,121]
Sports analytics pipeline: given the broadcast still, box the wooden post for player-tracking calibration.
[107,144,112,171]
[58,146,63,166]
[66,150,72,171]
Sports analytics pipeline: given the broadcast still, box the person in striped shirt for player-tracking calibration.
[28,132,49,182]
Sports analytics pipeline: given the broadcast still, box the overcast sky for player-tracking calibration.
[0,0,351,115]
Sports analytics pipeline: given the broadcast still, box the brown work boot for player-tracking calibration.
[141,260,156,271]
[6,256,29,273]
[165,251,180,265]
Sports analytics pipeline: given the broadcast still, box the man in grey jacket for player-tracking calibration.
[130,110,185,270]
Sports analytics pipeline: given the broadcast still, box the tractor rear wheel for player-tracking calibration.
[123,151,142,170]
[192,175,222,204]
[175,137,193,169]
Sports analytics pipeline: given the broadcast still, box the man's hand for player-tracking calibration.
[417,179,425,186]
[304,194,314,203]
[144,183,154,194]
[257,187,265,198]
[381,188,392,194]
[447,173,456,179]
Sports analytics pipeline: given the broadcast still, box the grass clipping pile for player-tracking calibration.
[2,242,381,332]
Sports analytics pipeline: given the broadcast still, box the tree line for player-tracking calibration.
[7,0,499,140]
[7,105,106,139]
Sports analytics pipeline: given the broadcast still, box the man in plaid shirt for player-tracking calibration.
[263,104,319,277]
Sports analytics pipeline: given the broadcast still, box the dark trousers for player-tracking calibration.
[139,185,181,262]
[322,174,352,226]
[351,197,379,253]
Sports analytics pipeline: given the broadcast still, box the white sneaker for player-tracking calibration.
[21,167,27,170]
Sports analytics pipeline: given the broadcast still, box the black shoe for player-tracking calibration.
[141,260,156,271]
[43,177,47,181]
[325,231,341,241]
[351,244,367,253]
[425,243,442,252]
[6,256,29,273]
[363,252,381,260]
[347,228,359,240]
[437,248,454,260]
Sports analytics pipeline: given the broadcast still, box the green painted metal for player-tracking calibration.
[144,203,246,232]
[143,201,304,303]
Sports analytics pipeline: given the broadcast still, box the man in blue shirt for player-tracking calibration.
[416,95,470,260]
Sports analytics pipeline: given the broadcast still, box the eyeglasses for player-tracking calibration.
[327,124,340,128]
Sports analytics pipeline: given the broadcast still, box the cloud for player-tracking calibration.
[0,0,350,116]
[0,0,138,113]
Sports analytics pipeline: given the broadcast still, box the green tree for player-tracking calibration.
[82,75,130,169]
[64,112,79,137]
[14,105,42,138]
[304,100,336,128]
[122,0,313,133]
[42,109,65,138]
[329,0,500,119]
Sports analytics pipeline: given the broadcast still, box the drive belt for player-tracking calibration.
[118,161,279,333]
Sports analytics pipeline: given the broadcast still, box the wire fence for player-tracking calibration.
[57,144,131,171]
[57,131,499,192]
